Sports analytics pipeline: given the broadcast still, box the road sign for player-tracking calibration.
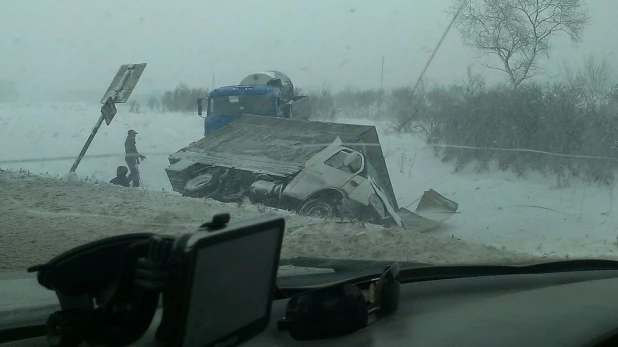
[100,63,147,104]
[70,63,147,174]
[101,96,117,125]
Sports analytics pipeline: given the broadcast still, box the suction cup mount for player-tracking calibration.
[28,233,162,347]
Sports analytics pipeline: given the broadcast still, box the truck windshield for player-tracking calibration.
[210,95,275,116]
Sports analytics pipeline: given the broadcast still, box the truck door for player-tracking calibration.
[285,138,367,201]
[320,148,365,191]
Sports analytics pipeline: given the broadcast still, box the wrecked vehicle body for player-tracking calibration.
[165,115,458,230]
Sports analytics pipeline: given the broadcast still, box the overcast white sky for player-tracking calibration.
[1,0,617,97]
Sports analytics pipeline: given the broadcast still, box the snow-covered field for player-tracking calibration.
[2,102,618,271]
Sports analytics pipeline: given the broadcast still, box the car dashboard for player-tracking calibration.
[4,269,618,346]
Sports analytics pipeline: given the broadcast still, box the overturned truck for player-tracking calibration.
[165,115,458,231]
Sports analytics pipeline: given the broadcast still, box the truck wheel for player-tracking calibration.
[298,197,339,219]
[184,173,218,197]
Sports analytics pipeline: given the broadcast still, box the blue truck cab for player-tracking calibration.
[197,71,305,136]
[202,84,285,136]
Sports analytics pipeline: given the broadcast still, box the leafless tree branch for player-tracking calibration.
[450,0,590,89]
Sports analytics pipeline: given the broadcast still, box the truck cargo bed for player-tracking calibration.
[185,115,376,164]
[168,115,399,209]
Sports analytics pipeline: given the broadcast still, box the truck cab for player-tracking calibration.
[203,85,285,135]
[198,71,305,136]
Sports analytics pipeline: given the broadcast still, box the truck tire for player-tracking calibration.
[184,173,218,197]
[298,197,339,219]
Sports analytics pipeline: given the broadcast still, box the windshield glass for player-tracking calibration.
[210,94,275,116]
[2,0,618,326]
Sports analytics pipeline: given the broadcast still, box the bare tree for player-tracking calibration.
[461,66,486,95]
[564,55,614,108]
[129,100,141,113]
[451,0,590,88]
[147,95,160,112]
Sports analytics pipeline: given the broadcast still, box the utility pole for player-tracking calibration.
[380,55,385,90]
[212,73,215,90]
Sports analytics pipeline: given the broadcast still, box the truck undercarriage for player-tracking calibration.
[168,162,389,225]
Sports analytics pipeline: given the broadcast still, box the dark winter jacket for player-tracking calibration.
[110,166,130,187]
[110,176,130,187]
[125,136,142,163]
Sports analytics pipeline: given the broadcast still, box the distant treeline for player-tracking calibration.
[294,75,618,186]
[131,84,208,113]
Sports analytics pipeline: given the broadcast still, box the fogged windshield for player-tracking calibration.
[2,0,618,319]
[210,95,275,116]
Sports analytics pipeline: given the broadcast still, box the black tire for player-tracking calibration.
[184,173,220,198]
[184,173,216,192]
[298,197,340,219]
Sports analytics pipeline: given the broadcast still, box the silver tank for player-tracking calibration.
[239,71,296,101]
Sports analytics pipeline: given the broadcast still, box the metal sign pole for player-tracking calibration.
[69,114,105,173]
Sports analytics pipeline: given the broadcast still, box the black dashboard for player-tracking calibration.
[5,268,618,346]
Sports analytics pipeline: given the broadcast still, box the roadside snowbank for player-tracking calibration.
[0,171,542,271]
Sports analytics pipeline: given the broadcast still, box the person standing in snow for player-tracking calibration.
[125,129,146,187]
[110,166,130,187]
